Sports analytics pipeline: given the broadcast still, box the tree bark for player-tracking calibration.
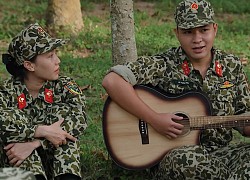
[110,0,137,65]
[46,0,84,34]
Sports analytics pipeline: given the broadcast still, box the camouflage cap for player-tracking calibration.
[8,23,67,66]
[174,0,215,29]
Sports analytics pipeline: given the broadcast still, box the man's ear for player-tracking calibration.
[174,28,179,40]
[23,61,35,72]
[213,23,218,37]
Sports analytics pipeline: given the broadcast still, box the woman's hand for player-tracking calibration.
[35,119,77,148]
[4,140,41,167]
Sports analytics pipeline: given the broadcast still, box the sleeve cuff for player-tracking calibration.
[110,65,137,85]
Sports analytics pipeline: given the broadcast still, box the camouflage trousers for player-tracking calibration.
[153,143,250,180]
[0,167,35,180]
[1,140,82,180]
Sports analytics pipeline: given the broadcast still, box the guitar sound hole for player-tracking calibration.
[174,112,190,136]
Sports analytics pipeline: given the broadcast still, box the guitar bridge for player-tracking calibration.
[139,120,149,144]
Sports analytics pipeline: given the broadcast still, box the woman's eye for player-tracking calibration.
[183,31,191,34]
[49,53,54,58]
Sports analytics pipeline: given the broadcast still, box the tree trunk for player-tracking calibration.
[46,0,84,34]
[110,0,137,65]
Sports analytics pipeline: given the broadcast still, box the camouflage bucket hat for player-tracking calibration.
[7,23,67,66]
[174,0,215,29]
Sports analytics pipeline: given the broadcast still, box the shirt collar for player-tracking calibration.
[14,78,55,106]
[176,47,223,77]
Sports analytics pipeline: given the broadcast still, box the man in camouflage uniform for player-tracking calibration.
[0,23,87,180]
[102,0,250,179]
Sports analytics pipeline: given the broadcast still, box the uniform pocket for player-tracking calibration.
[210,88,236,115]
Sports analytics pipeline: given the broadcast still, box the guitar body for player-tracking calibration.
[102,85,213,170]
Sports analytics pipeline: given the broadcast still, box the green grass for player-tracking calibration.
[0,0,250,179]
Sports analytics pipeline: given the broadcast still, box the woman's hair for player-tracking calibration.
[3,55,36,80]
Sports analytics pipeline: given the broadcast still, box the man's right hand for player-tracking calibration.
[148,113,184,139]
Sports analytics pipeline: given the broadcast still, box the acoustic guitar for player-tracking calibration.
[102,85,250,170]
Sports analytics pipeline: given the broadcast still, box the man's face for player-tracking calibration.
[175,23,218,62]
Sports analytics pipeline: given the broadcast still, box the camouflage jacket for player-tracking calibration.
[0,76,87,149]
[0,168,35,180]
[110,47,250,150]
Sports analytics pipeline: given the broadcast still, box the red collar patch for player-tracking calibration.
[17,93,26,110]
[44,88,53,103]
[215,61,223,77]
[182,60,190,76]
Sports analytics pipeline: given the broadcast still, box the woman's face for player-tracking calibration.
[29,49,61,81]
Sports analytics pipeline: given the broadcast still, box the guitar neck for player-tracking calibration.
[191,115,250,130]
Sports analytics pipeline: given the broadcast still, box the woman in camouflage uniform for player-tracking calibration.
[102,0,250,179]
[0,23,87,180]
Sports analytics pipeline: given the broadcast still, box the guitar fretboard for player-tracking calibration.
[190,115,250,129]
